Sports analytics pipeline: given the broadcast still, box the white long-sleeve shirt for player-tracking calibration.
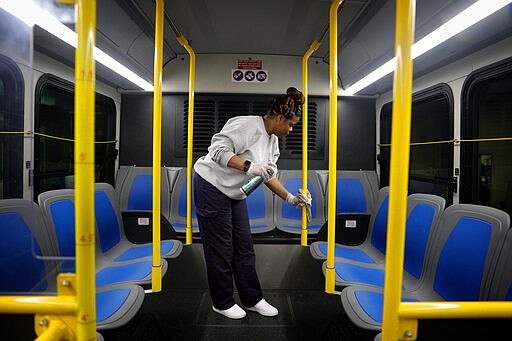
[194,115,279,200]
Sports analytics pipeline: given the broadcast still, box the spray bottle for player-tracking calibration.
[240,168,274,196]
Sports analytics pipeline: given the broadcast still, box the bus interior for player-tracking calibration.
[1,0,511,340]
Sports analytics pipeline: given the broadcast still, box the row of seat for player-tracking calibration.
[309,187,512,331]
[0,183,183,332]
[115,166,379,235]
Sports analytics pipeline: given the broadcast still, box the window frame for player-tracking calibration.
[460,57,512,211]
[379,83,455,204]
[34,73,117,198]
[0,54,24,199]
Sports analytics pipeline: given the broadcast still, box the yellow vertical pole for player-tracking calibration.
[151,0,164,292]
[176,34,196,246]
[301,39,321,246]
[381,0,416,340]
[325,0,343,294]
[74,0,97,339]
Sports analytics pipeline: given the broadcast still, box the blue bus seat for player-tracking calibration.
[0,199,145,330]
[168,168,199,233]
[331,170,377,214]
[115,166,179,243]
[38,186,171,286]
[340,204,510,331]
[94,183,182,261]
[310,187,390,263]
[326,193,445,289]
[273,170,325,234]
[115,166,172,220]
[316,170,378,215]
[0,199,57,293]
[313,170,379,246]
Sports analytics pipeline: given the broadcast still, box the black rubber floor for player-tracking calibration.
[100,244,376,341]
[3,244,506,340]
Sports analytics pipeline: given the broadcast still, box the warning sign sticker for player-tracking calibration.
[237,59,262,70]
[232,69,268,83]
[232,59,267,83]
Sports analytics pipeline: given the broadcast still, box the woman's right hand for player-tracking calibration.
[246,161,276,182]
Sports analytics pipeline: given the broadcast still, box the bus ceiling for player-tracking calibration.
[32,0,512,94]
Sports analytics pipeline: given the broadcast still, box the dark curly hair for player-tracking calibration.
[265,87,305,119]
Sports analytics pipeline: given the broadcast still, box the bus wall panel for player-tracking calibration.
[119,93,376,171]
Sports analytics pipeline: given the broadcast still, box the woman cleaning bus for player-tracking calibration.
[193,87,310,319]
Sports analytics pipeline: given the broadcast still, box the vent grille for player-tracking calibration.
[178,96,323,159]
[218,100,249,132]
[183,99,215,155]
[285,102,318,154]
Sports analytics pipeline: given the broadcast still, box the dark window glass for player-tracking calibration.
[461,59,512,216]
[380,84,454,204]
[0,55,24,199]
[34,75,116,199]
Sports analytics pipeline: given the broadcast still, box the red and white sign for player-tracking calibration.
[237,59,262,70]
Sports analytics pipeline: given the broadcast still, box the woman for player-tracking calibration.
[193,87,309,319]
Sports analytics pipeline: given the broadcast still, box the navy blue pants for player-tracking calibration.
[193,174,263,310]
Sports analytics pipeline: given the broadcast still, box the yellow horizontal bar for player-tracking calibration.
[399,301,512,319]
[0,296,77,315]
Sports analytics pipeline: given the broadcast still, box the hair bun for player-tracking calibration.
[286,87,305,105]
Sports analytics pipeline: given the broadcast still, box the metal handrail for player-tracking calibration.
[151,0,164,293]
[301,39,321,246]
[381,1,512,339]
[176,33,196,246]
[324,0,344,294]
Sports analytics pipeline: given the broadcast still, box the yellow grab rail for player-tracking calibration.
[325,0,344,294]
[381,0,415,339]
[74,0,98,339]
[176,33,196,246]
[0,295,76,315]
[0,1,95,339]
[0,275,77,340]
[151,0,164,293]
[399,301,512,319]
[301,39,321,246]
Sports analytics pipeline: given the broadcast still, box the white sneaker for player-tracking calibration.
[245,298,279,317]
[212,304,246,319]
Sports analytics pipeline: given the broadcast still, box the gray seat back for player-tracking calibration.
[168,167,198,233]
[487,228,512,300]
[417,204,510,301]
[0,199,58,293]
[115,166,172,219]
[273,170,326,234]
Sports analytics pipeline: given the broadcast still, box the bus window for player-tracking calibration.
[461,58,512,216]
[0,55,24,199]
[34,74,116,199]
[380,84,454,205]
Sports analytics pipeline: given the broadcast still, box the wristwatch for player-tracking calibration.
[243,160,252,173]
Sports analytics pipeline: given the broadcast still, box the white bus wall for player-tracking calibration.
[163,54,332,96]
[375,35,512,204]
